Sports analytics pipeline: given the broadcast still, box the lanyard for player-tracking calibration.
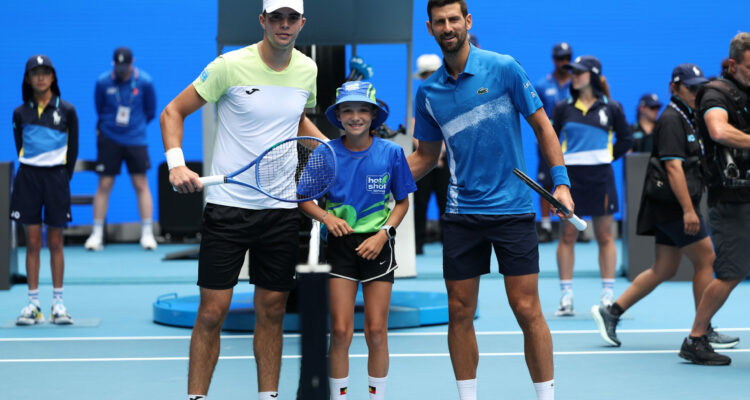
[113,72,138,106]
[668,101,695,134]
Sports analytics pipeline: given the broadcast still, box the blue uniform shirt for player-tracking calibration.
[414,45,543,215]
[95,68,156,146]
[535,73,570,118]
[323,136,417,233]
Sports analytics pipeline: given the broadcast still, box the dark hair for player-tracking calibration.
[427,0,468,22]
[22,69,60,103]
[729,32,750,63]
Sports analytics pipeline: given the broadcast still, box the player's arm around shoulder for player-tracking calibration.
[299,200,353,238]
[160,84,207,193]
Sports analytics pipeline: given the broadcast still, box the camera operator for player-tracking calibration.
[679,32,750,366]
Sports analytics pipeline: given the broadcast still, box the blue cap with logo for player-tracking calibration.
[113,47,133,76]
[25,54,55,73]
[564,55,602,75]
[552,42,572,58]
[325,81,389,131]
[671,63,708,87]
[639,93,663,108]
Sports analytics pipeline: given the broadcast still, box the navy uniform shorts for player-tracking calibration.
[95,133,150,176]
[442,213,539,280]
[198,204,301,291]
[653,216,709,248]
[326,232,397,283]
[10,165,71,227]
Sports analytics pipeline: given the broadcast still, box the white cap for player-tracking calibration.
[414,54,442,78]
[263,0,303,14]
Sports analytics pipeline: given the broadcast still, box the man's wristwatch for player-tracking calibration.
[380,225,396,240]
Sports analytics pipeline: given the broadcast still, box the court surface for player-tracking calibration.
[1,241,748,399]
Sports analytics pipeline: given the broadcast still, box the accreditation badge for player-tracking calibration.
[116,105,131,127]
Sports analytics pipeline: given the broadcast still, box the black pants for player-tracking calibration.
[414,165,450,249]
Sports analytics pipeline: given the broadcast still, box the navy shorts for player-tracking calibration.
[442,213,539,280]
[95,133,150,176]
[709,202,750,280]
[654,216,709,248]
[10,165,71,227]
[568,165,619,217]
[198,204,301,291]
[326,232,397,283]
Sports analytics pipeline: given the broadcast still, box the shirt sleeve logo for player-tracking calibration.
[200,70,209,82]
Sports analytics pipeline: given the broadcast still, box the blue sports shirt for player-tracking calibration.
[324,136,417,233]
[535,73,570,118]
[95,69,156,146]
[414,45,543,215]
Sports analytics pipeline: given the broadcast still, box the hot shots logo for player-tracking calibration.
[366,173,389,194]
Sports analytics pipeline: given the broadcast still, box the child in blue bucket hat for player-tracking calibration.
[300,80,417,399]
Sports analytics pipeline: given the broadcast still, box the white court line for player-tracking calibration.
[3,349,750,363]
[1,327,749,342]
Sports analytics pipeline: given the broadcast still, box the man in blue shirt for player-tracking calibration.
[534,42,572,242]
[408,1,574,399]
[85,47,157,251]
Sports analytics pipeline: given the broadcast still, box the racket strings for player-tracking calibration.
[256,139,336,201]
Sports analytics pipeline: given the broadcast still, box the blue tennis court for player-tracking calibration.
[1,241,748,399]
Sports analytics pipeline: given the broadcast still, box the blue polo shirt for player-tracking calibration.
[95,68,156,146]
[551,96,632,166]
[535,73,570,118]
[414,45,543,215]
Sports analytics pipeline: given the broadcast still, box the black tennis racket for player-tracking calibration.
[199,136,337,203]
[512,168,587,231]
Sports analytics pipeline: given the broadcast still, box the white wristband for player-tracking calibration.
[165,148,186,170]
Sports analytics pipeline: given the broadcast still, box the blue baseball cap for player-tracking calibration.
[672,63,708,87]
[552,42,572,58]
[638,93,662,108]
[325,81,389,131]
[564,55,602,75]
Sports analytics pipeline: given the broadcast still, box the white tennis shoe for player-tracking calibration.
[555,290,575,316]
[140,234,158,250]
[84,234,103,251]
[50,302,73,325]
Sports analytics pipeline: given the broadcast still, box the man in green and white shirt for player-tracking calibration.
[160,1,327,399]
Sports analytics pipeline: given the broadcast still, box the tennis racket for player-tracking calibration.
[512,168,587,231]
[198,136,337,203]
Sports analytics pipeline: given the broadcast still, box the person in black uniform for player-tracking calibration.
[10,55,78,326]
[592,64,738,350]
[630,93,662,153]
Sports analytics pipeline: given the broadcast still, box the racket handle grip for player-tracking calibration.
[199,175,226,186]
[568,214,587,231]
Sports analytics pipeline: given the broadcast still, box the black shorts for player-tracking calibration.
[568,165,618,217]
[654,216,709,248]
[709,202,750,280]
[442,213,539,280]
[10,165,71,227]
[198,204,301,291]
[326,232,397,283]
[95,133,150,175]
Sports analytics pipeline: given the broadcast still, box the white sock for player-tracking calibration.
[541,217,552,231]
[258,392,278,400]
[28,289,40,307]
[368,375,387,400]
[456,379,477,400]
[560,280,572,292]
[602,279,615,292]
[142,219,154,238]
[52,287,63,304]
[188,395,206,400]
[92,220,104,238]
[330,376,348,399]
[534,379,554,400]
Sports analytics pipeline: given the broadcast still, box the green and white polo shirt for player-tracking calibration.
[193,43,317,210]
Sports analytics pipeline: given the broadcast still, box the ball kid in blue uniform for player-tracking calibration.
[300,81,416,400]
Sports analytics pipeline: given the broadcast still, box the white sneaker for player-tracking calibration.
[50,302,73,325]
[555,290,575,316]
[84,234,103,251]
[140,234,157,250]
[16,302,45,326]
[600,289,615,308]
